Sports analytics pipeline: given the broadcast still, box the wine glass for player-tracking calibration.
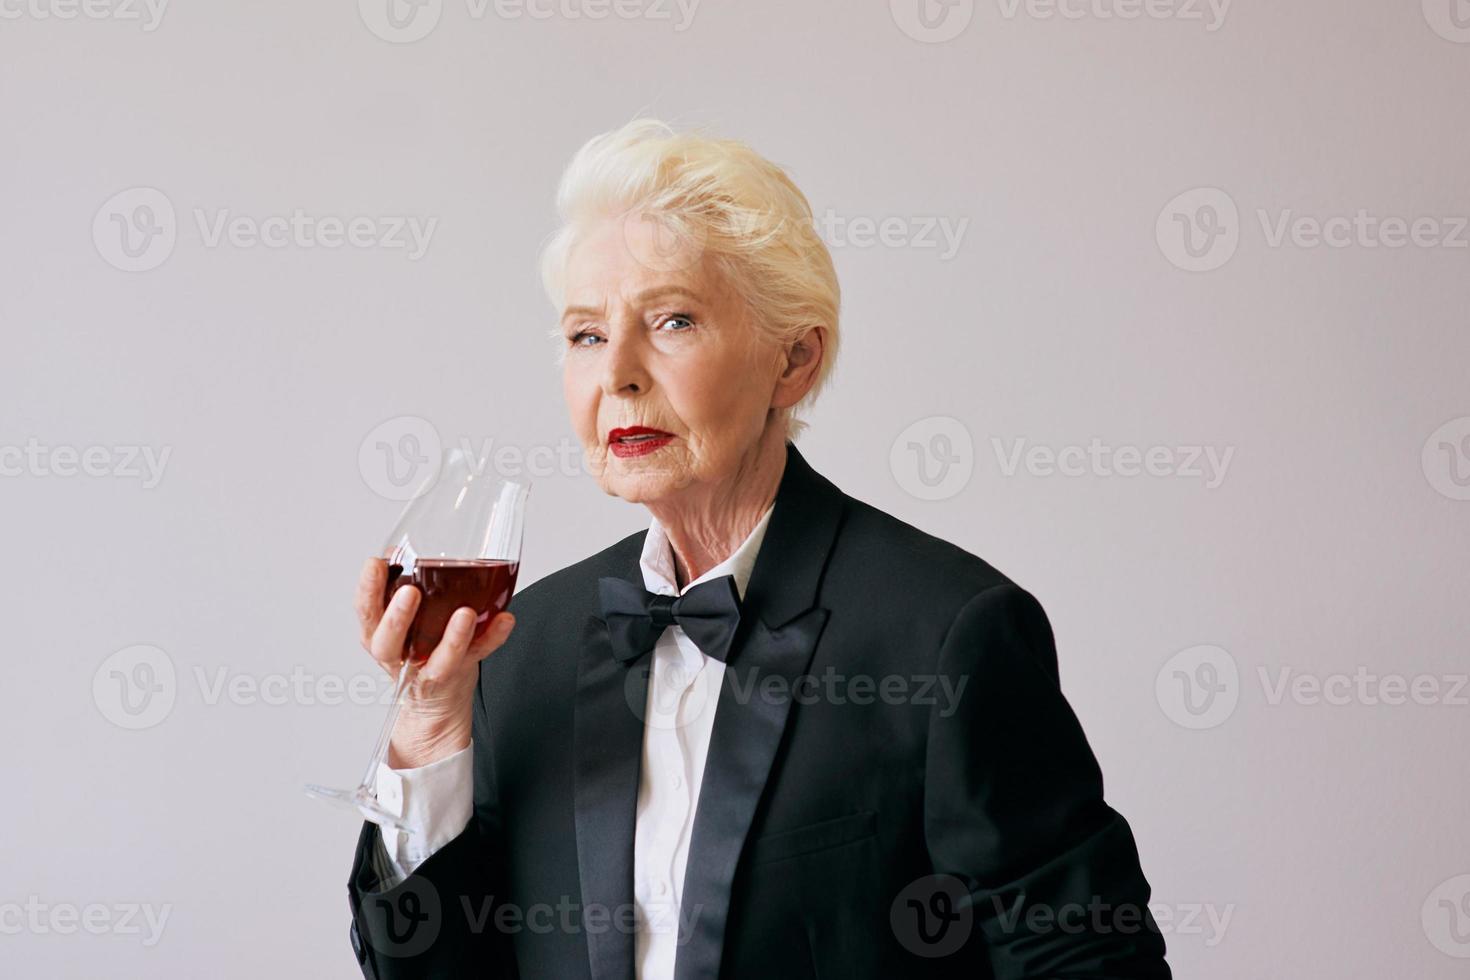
[306,447,528,828]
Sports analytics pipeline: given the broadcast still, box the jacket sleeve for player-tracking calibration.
[922,583,1171,979]
[346,674,520,979]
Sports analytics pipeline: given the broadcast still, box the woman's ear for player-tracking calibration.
[771,326,826,410]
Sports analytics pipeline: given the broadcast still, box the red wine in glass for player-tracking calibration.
[384,558,519,662]
[306,448,528,829]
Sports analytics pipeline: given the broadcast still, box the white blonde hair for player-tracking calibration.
[538,118,841,438]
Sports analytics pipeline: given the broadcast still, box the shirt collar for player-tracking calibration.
[639,505,775,600]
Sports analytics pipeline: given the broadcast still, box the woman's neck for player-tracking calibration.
[646,422,789,589]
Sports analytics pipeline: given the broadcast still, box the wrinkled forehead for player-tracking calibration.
[562,212,720,313]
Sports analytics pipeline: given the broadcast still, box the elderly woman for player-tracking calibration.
[345,120,1170,980]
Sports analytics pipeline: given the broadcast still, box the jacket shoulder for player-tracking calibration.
[831,492,1027,610]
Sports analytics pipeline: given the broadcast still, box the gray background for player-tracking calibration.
[3,0,1469,976]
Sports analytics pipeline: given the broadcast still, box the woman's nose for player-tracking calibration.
[600,332,651,396]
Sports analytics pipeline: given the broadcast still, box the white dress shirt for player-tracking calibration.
[370,505,774,980]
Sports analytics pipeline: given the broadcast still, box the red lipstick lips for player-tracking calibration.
[608,426,674,459]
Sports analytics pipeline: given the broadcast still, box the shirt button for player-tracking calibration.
[671,775,683,789]
[655,880,669,896]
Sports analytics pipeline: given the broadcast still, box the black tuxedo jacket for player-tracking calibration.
[347,442,1171,979]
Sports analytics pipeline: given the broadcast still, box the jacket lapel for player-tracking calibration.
[673,442,845,980]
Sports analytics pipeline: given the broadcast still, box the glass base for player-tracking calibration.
[305,782,407,832]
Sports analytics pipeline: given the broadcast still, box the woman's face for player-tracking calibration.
[559,214,784,505]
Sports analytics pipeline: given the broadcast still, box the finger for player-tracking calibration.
[355,558,389,648]
[466,613,516,663]
[420,607,479,684]
[370,584,420,672]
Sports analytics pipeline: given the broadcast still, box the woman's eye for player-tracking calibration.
[569,330,603,347]
[657,314,695,332]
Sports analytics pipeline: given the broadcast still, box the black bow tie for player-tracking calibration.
[597,575,743,664]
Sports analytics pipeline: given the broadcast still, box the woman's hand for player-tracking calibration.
[355,557,516,769]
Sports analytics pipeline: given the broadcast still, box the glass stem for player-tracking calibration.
[360,659,416,790]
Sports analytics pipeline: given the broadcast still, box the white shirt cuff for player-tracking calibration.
[370,746,473,883]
